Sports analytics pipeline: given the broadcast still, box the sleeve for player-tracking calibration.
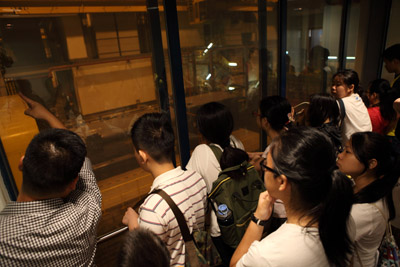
[236,240,272,267]
[71,157,102,208]
[186,145,209,189]
[138,197,168,242]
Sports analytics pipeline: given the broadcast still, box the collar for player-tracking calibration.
[0,198,65,215]
[149,166,187,192]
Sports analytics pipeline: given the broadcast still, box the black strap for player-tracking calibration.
[133,189,193,242]
[154,189,193,242]
[209,144,223,162]
[338,98,346,129]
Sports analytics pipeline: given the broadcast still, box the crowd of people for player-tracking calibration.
[1,44,400,267]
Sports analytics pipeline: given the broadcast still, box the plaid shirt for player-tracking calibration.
[0,158,102,266]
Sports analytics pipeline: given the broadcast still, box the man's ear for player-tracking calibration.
[138,150,148,164]
[368,158,378,170]
[69,176,79,191]
[18,155,24,172]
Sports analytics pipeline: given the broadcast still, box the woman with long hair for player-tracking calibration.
[231,127,354,267]
[307,93,342,153]
[336,131,400,266]
[186,101,244,266]
[331,69,372,144]
[367,79,399,135]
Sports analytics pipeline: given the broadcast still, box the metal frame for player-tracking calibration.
[277,0,287,98]
[338,0,351,71]
[163,0,191,168]
[258,0,268,149]
[0,139,18,201]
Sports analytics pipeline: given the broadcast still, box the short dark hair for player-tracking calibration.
[308,93,339,127]
[332,69,360,93]
[259,96,292,131]
[196,102,234,148]
[351,132,400,219]
[270,127,353,266]
[130,113,174,163]
[22,128,86,197]
[119,228,170,267]
[383,44,400,61]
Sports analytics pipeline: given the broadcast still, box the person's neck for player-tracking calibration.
[284,202,318,227]
[353,172,376,194]
[267,129,280,140]
[150,162,176,179]
[16,191,58,202]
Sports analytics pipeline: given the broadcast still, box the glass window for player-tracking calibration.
[286,0,343,106]
[0,13,163,265]
[382,0,400,83]
[175,0,278,153]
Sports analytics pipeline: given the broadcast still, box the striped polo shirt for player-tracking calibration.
[138,167,207,266]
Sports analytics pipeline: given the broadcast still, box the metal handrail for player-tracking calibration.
[97,226,128,244]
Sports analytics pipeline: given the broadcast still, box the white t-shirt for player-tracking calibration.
[186,135,244,237]
[338,93,372,144]
[236,223,330,267]
[391,178,400,229]
[351,199,387,267]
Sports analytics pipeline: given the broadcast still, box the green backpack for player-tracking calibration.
[207,145,265,248]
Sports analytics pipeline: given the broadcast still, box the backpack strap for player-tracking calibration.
[338,98,346,129]
[153,189,202,267]
[209,144,223,162]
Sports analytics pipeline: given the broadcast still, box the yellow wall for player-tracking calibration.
[73,58,156,115]
[0,96,39,191]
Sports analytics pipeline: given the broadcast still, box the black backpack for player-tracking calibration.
[207,145,265,248]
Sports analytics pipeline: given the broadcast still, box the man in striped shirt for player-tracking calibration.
[122,113,207,266]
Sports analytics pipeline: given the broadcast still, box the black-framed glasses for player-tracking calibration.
[260,158,280,176]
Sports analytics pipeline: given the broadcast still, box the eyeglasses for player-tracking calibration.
[260,158,280,176]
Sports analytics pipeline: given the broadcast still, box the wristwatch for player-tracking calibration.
[251,213,269,226]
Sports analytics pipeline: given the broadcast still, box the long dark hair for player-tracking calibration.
[333,69,360,94]
[308,93,340,127]
[369,79,399,122]
[220,146,249,180]
[259,96,292,131]
[351,132,400,220]
[270,127,353,266]
[196,102,234,148]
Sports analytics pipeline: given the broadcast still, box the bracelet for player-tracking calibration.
[251,213,269,226]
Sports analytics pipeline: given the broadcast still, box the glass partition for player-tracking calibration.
[286,0,342,106]
[175,0,278,153]
[0,13,162,265]
[381,0,400,83]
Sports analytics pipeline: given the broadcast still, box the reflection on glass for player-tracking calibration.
[286,1,342,106]
[0,14,159,253]
[177,0,278,153]
[381,0,400,83]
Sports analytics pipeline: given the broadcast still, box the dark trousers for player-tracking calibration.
[211,236,235,267]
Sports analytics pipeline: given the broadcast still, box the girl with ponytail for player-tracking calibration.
[186,101,244,265]
[231,127,354,267]
[336,131,400,267]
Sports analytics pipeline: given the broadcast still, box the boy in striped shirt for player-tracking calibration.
[122,113,207,266]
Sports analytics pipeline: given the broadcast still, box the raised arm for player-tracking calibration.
[18,92,66,130]
[230,191,275,267]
